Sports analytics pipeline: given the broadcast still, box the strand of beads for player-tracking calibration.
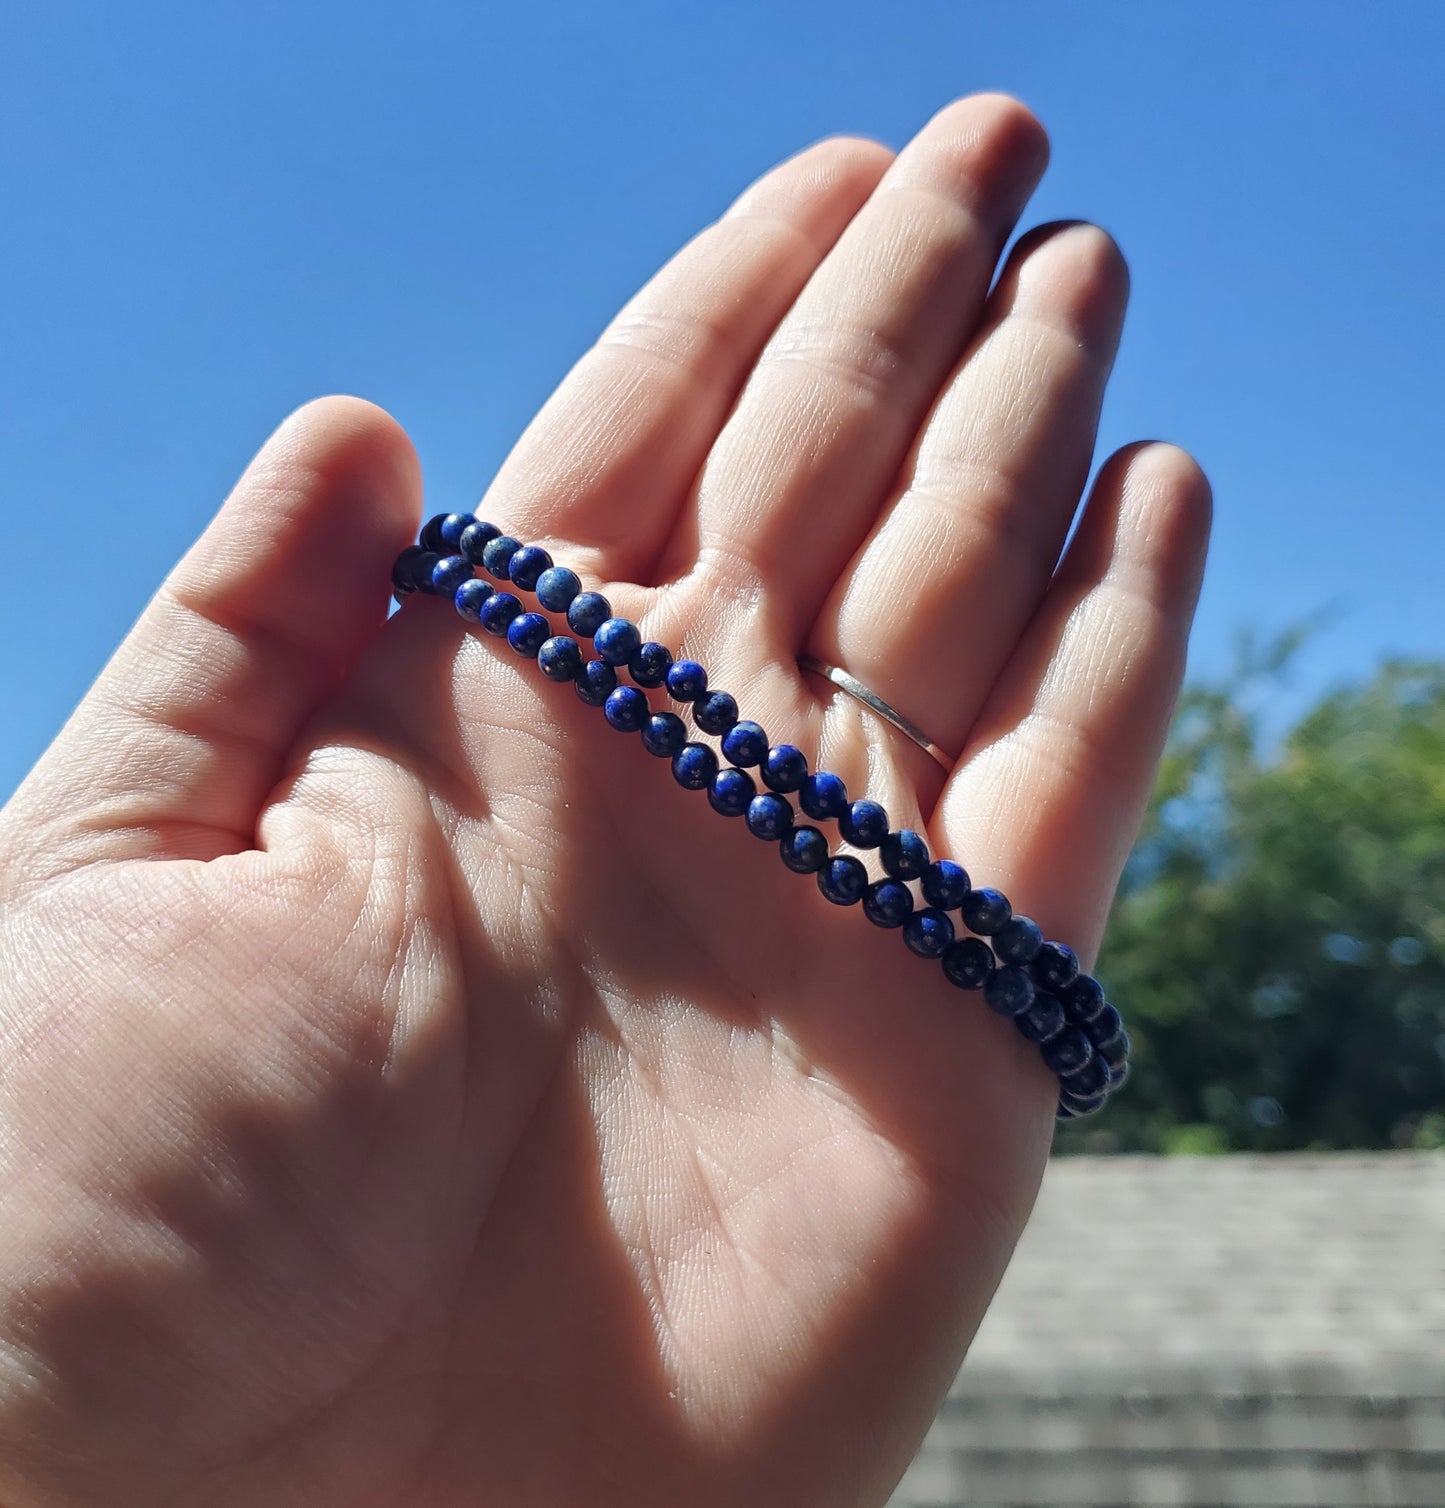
[393,517,1132,1119]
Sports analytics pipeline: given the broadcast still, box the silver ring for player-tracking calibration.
[798,655,952,772]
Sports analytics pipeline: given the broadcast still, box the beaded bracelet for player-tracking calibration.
[392,514,1132,1120]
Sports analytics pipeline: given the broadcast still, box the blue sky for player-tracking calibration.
[2,1,1441,801]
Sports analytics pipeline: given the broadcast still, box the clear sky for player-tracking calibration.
[2,1,1441,802]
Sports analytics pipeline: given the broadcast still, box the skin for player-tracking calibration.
[0,94,1209,1507]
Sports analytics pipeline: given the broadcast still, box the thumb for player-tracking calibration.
[3,396,420,874]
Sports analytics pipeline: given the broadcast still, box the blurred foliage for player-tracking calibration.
[1057,646,1445,1155]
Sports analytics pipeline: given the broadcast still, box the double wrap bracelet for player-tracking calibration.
[392,513,1133,1121]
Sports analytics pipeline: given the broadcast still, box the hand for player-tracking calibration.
[0,94,1209,1507]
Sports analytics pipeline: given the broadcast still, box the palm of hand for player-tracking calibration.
[0,97,1207,1507]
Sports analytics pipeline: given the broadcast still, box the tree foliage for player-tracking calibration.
[1058,650,1445,1154]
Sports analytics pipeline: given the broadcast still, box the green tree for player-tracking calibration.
[1059,652,1445,1154]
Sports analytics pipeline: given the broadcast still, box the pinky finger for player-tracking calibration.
[934,442,1212,963]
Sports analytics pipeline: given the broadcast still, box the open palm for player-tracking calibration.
[0,96,1208,1507]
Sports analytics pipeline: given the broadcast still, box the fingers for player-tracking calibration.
[671,95,1049,643]
[809,221,1130,765]
[935,442,1212,959]
[2,398,420,875]
[478,136,892,584]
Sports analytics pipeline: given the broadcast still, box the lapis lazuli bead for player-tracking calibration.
[411,550,443,592]
[1062,1050,1112,1099]
[799,771,848,821]
[1098,1028,1130,1068]
[983,965,1035,1017]
[507,611,550,657]
[746,793,793,841]
[1085,1003,1124,1051]
[508,544,553,592]
[708,767,755,817]
[537,635,582,681]
[1042,1028,1094,1077]
[641,711,687,757]
[604,686,649,733]
[575,659,619,706]
[594,617,642,667]
[941,936,992,990]
[441,513,473,549]
[779,826,829,873]
[454,577,495,621]
[1061,974,1106,1024]
[839,800,888,848]
[1104,1056,1130,1088]
[478,591,524,635]
[902,908,954,958]
[761,743,807,793]
[665,659,708,702]
[880,829,929,881]
[419,513,451,552]
[629,642,673,688]
[672,742,718,790]
[481,535,521,579]
[961,887,1012,935]
[535,566,582,612]
[817,855,868,906]
[567,591,611,637]
[391,545,428,597]
[921,860,970,910]
[1014,992,1066,1044]
[431,554,472,596]
[1058,1087,1107,1118]
[693,691,739,736]
[721,721,768,768]
[994,916,1044,966]
[1032,942,1079,993]
[862,880,913,929]
[459,519,500,564]
[1055,1101,1079,1122]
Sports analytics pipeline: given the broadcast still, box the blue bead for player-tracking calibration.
[921,859,970,910]
[1061,974,1106,1024]
[862,880,913,928]
[880,829,929,880]
[941,936,992,990]
[1032,942,1080,992]
[983,965,1035,1017]
[961,887,1012,935]
[1059,1087,1108,1118]
[508,545,553,592]
[902,908,954,958]
[411,550,444,592]
[431,554,472,596]
[1099,1028,1130,1069]
[1085,1003,1124,1052]
[1042,1028,1094,1077]
[693,691,739,736]
[761,743,808,793]
[1014,992,1066,1044]
[507,611,550,657]
[567,591,612,636]
[604,686,649,732]
[1062,1051,1111,1099]
[454,578,495,621]
[419,513,451,552]
[672,743,718,790]
[575,660,619,706]
[478,591,524,635]
[779,826,828,873]
[481,535,521,578]
[817,855,867,906]
[641,712,687,757]
[391,545,429,596]
[437,513,472,549]
[535,566,582,612]
[1055,1101,1079,1121]
[665,659,708,702]
[629,642,673,688]
[721,721,768,767]
[839,800,889,848]
[746,793,793,840]
[799,771,848,821]
[1105,1056,1130,1089]
[459,520,500,564]
[994,916,1044,965]
[708,767,755,817]
[594,618,642,667]
[537,635,582,681]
